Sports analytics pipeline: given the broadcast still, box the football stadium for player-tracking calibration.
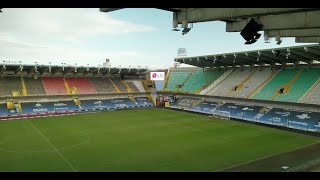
[1,8,320,172]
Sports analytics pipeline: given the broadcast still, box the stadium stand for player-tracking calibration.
[217,103,264,121]
[252,67,320,102]
[169,97,200,110]
[251,68,298,101]
[168,96,320,133]
[24,77,46,96]
[200,69,234,95]
[258,108,320,132]
[0,77,22,96]
[164,70,192,92]
[179,69,225,93]
[126,81,140,92]
[302,80,320,105]
[135,97,154,106]
[0,97,153,119]
[191,101,218,114]
[132,80,146,92]
[206,68,254,96]
[42,77,67,95]
[21,101,79,114]
[65,77,97,94]
[89,78,117,94]
[110,77,128,93]
[228,67,275,98]
[276,67,320,102]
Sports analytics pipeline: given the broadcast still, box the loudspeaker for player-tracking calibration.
[240,18,263,41]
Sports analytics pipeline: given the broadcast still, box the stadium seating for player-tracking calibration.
[228,67,274,98]
[24,78,46,96]
[276,68,320,102]
[169,97,200,110]
[252,68,320,102]
[81,98,141,109]
[251,68,298,101]
[217,103,264,121]
[80,99,113,110]
[111,77,128,93]
[132,80,146,92]
[191,101,218,114]
[165,71,192,92]
[126,81,140,92]
[179,69,225,93]
[207,68,253,96]
[42,77,67,95]
[258,108,320,132]
[168,96,320,133]
[65,77,96,94]
[89,78,117,94]
[135,97,154,106]
[0,77,22,96]
[21,101,79,114]
[302,80,320,105]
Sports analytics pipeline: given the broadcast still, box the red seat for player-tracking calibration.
[65,77,97,94]
[42,77,67,95]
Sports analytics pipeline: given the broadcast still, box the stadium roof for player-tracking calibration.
[174,44,320,68]
[100,8,320,44]
[0,64,147,77]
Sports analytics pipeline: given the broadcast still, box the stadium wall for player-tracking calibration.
[160,92,320,113]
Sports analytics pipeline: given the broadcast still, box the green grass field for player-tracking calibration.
[0,108,319,172]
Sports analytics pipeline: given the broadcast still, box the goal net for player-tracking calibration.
[209,110,231,120]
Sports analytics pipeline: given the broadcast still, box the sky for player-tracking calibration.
[0,8,312,70]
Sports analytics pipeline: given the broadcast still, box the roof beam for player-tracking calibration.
[237,54,270,64]
[218,55,246,66]
[259,51,293,63]
[265,28,320,37]
[175,8,315,23]
[251,53,282,64]
[290,49,320,61]
[288,51,312,62]
[226,11,320,32]
[295,37,320,43]
[305,47,320,56]
[205,57,235,66]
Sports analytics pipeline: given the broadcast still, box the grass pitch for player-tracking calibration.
[0,108,318,172]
